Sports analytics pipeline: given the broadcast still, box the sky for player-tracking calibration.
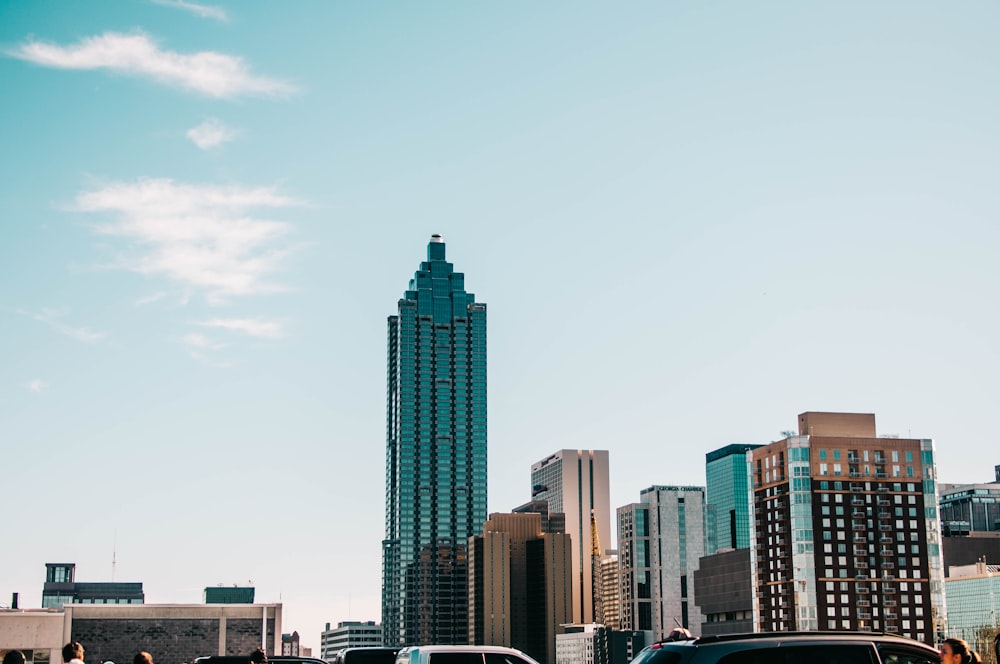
[2,0,999,653]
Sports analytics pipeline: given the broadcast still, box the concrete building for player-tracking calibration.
[944,561,1000,657]
[618,486,709,639]
[706,444,762,553]
[0,609,64,664]
[320,621,382,660]
[750,411,945,643]
[942,533,1000,576]
[530,450,611,625]
[282,631,300,656]
[555,624,606,664]
[692,548,754,636]
[382,235,488,646]
[41,564,143,608]
[0,603,280,664]
[468,512,573,664]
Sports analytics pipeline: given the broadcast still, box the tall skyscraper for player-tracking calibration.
[531,450,611,624]
[750,411,946,643]
[617,486,709,639]
[705,444,762,552]
[382,234,487,646]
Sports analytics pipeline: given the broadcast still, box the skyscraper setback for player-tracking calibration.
[382,235,487,646]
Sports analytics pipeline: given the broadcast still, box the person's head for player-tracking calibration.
[62,642,85,664]
[249,649,267,664]
[940,639,981,664]
[4,650,27,664]
[133,652,153,664]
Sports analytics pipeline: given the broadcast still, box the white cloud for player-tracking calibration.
[75,178,300,304]
[151,0,228,21]
[197,317,285,338]
[22,308,106,343]
[187,118,238,150]
[135,291,168,306]
[10,32,293,98]
[26,379,48,393]
[181,332,226,350]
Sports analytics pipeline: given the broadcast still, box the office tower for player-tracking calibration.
[599,550,621,630]
[705,444,763,552]
[468,512,572,664]
[944,561,1000,657]
[382,234,488,646]
[750,411,946,643]
[531,450,611,624]
[939,467,1000,534]
[692,548,754,636]
[617,487,708,639]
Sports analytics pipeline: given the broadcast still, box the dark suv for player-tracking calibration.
[630,632,939,664]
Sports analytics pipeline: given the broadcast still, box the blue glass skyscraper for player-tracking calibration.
[382,234,487,646]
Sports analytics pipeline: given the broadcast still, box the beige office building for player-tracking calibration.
[469,512,573,664]
[530,450,611,625]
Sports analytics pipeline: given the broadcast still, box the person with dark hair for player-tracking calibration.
[62,643,85,664]
[939,638,982,664]
[3,650,27,664]
[133,652,153,664]
[248,649,267,664]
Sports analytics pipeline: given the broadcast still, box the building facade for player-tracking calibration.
[706,444,762,553]
[617,486,709,639]
[41,564,143,608]
[939,469,1000,535]
[468,512,572,664]
[530,450,611,625]
[320,621,383,660]
[692,548,754,636]
[599,550,620,631]
[382,234,488,646]
[204,587,255,604]
[944,562,1000,657]
[750,412,946,643]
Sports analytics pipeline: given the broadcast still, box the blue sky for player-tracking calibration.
[2,0,999,651]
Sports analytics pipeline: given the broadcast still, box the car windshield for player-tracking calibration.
[631,647,685,664]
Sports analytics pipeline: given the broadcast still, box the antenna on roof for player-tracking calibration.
[112,529,117,582]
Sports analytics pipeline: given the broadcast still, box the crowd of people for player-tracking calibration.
[1,643,270,664]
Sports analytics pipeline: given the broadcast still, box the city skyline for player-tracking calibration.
[3,1,1000,653]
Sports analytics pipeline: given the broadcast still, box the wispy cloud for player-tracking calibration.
[75,178,300,304]
[135,291,168,306]
[152,0,228,21]
[9,31,293,98]
[187,118,239,150]
[26,379,48,393]
[21,308,106,343]
[180,333,234,367]
[197,317,285,338]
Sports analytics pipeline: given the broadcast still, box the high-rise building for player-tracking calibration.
[944,561,1000,655]
[382,234,488,646]
[706,444,762,553]
[599,550,620,631]
[939,466,1000,535]
[468,512,572,664]
[617,487,708,639]
[530,450,611,624]
[750,411,946,643]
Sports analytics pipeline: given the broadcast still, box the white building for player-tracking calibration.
[555,624,604,664]
[320,621,382,661]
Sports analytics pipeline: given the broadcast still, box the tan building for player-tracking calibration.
[750,412,945,643]
[469,512,573,664]
[530,450,611,625]
[599,550,620,630]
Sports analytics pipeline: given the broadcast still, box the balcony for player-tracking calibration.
[878,511,891,518]
[851,498,865,506]
[850,484,865,493]
[854,548,868,556]
[856,586,870,594]
[877,485,890,492]
[850,472,863,478]
[879,524,892,531]
[855,573,869,580]
[853,523,867,531]
[884,586,897,594]
[882,561,895,569]
[882,574,896,581]
[848,455,861,463]
[857,600,871,608]
[879,549,894,557]
[854,535,867,544]
[884,612,898,620]
[874,456,887,465]
[852,510,866,518]
[879,536,893,544]
[877,498,891,506]
[876,472,889,479]
[883,600,897,608]
[858,611,872,620]
[856,561,869,569]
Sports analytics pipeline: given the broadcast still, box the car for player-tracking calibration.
[394,645,541,664]
[333,648,400,664]
[195,656,330,664]
[628,631,940,664]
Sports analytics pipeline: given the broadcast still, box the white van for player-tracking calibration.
[394,646,540,664]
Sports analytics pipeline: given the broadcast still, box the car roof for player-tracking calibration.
[648,631,936,651]
[397,646,534,655]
